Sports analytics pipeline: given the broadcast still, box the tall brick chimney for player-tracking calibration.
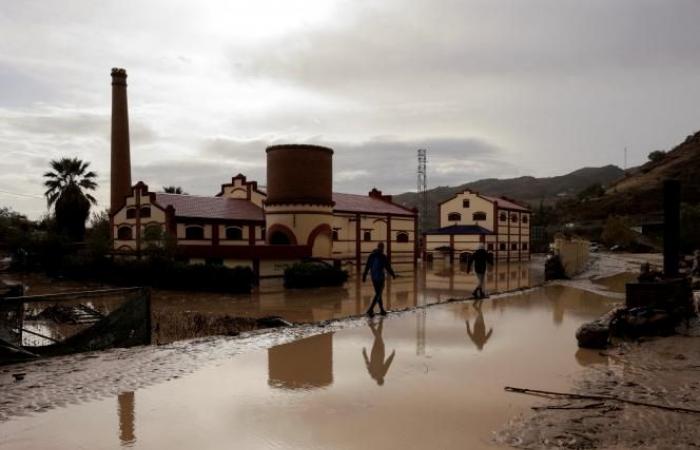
[110,68,132,214]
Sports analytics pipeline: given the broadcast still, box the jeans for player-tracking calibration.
[367,278,386,313]
[474,271,486,298]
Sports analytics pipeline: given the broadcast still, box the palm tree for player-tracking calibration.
[43,157,98,241]
[163,186,187,194]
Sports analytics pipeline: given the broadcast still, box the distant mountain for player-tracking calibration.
[393,165,625,229]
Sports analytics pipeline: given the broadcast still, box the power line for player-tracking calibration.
[0,189,44,200]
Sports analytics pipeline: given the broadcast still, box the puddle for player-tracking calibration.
[0,283,618,450]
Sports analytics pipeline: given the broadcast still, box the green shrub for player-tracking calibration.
[284,261,348,289]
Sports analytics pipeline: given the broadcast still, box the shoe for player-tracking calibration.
[366,310,375,317]
[379,310,388,316]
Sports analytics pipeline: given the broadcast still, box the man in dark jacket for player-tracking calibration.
[363,242,396,316]
[467,243,493,299]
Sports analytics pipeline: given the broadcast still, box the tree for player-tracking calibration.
[43,157,97,241]
[163,186,187,194]
[601,216,635,248]
[680,203,700,253]
[577,183,605,201]
[648,150,666,162]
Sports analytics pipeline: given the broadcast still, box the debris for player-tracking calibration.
[12,373,25,382]
[505,386,700,415]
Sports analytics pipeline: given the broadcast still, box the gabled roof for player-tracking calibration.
[332,192,415,216]
[481,195,530,212]
[424,225,493,235]
[155,193,264,221]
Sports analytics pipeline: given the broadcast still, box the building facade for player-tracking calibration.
[423,189,531,261]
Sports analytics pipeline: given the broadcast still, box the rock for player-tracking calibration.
[576,321,611,349]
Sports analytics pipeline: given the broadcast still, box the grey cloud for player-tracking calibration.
[147,135,515,196]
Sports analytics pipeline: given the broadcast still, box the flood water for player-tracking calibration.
[0,273,620,449]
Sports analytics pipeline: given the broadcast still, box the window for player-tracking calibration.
[270,231,291,245]
[522,215,529,224]
[363,231,372,241]
[261,227,266,241]
[472,211,487,221]
[462,199,470,208]
[511,242,518,250]
[447,212,461,221]
[126,208,136,219]
[487,243,494,251]
[185,226,204,240]
[522,243,528,251]
[396,231,409,243]
[511,214,518,223]
[225,226,243,240]
[499,212,507,222]
[139,206,151,218]
[499,243,506,251]
[332,230,339,241]
[117,226,133,240]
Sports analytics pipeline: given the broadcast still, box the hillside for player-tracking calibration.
[555,130,700,222]
[394,165,624,228]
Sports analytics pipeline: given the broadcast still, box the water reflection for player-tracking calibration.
[151,260,542,344]
[268,333,334,390]
[118,391,135,447]
[362,318,395,386]
[465,300,493,351]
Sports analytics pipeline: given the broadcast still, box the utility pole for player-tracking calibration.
[417,149,428,233]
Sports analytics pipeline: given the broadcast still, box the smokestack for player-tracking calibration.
[663,179,680,277]
[110,68,132,214]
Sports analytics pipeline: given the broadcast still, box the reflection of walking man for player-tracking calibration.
[362,318,395,385]
[363,242,397,317]
[467,243,493,299]
[466,300,493,351]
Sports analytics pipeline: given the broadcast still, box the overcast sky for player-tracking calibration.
[2,0,700,218]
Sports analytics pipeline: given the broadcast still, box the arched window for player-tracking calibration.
[126,208,136,219]
[499,212,507,222]
[511,242,518,250]
[511,214,518,223]
[117,226,133,240]
[185,226,204,240]
[472,211,487,221]
[499,243,506,251]
[396,231,409,243]
[487,243,494,251]
[447,212,461,222]
[225,226,243,240]
[522,215,529,224]
[522,243,528,251]
[363,231,372,241]
[139,206,151,218]
[332,230,339,241]
[270,230,291,245]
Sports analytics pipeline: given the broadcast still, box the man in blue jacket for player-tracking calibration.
[362,242,397,317]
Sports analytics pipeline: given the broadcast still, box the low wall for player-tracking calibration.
[553,237,589,277]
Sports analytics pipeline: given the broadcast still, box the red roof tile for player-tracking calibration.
[332,192,415,216]
[155,193,264,221]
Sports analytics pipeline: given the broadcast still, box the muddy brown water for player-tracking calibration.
[0,270,621,449]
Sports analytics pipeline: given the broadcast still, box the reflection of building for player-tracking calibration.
[108,69,417,277]
[423,260,534,296]
[268,333,333,389]
[424,189,531,261]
